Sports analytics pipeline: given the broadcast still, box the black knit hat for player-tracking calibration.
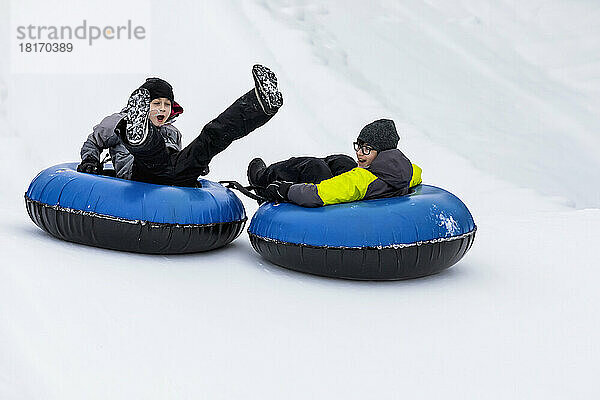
[140,77,174,103]
[357,119,399,151]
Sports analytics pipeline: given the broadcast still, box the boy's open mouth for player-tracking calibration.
[157,115,165,122]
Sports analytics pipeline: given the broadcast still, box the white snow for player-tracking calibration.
[437,211,460,236]
[1,0,600,399]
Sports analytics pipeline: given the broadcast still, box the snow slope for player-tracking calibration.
[254,0,600,208]
[1,0,599,399]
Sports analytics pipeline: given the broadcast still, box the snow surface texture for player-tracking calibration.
[1,0,600,399]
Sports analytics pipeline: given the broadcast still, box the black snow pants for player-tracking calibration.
[127,89,273,187]
[254,154,357,187]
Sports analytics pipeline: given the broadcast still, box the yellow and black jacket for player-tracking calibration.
[287,149,422,207]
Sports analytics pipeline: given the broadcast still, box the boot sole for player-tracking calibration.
[253,65,283,115]
[126,88,151,145]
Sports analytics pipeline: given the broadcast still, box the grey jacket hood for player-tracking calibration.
[367,149,413,190]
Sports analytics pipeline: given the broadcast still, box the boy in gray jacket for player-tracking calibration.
[78,65,282,186]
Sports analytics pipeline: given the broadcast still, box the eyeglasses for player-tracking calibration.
[353,142,374,155]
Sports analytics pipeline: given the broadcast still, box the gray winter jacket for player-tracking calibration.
[80,112,182,179]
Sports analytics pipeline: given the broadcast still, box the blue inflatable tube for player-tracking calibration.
[248,185,476,280]
[25,163,247,253]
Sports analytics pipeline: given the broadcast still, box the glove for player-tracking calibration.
[77,158,102,174]
[264,181,293,203]
[114,117,127,140]
[198,164,210,176]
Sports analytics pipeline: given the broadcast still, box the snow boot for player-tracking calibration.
[198,163,210,176]
[125,88,151,145]
[247,157,269,203]
[247,157,267,187]
[252,64,283,116]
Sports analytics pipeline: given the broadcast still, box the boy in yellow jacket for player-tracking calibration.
[247,119,422,207]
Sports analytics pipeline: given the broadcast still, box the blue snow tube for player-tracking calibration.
[25,162,247,254]
[248,184,476,280]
